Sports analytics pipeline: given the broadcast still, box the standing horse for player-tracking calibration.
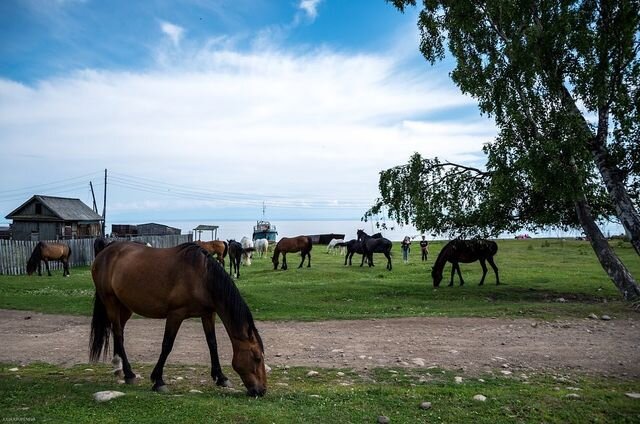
[196,240,228,267]
[431,238,500,287]
[90,242,267,396]
[357,230,393,270]
[271,236,313,270]
[254,238,269,258]
[342,239,364,266]
[27,241,71,277]
[228,240,255,279]
[240,236,254,266]
[326,238,345,255]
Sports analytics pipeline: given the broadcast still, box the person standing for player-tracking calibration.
[401,236,411,263]
[420,235,429,262]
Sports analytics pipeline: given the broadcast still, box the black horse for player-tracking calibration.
[342,239,364,266]
[228,240,254,278]
[431,238,500,287]
[356,230,393,271]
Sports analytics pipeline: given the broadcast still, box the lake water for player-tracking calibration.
[151,219,420,242]
[124,218,622,242]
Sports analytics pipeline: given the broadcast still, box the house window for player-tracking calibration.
[35,203,42,215]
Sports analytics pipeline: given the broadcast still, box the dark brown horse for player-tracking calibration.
[26,241,71,277]
[90,242,267,396]
[432,239,500,287]
[196,240,228,266]
[271,236,313,270]
[227,240,255,279]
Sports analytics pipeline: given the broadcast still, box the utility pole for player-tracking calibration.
[102,169,107,237]
[89,182,98,213]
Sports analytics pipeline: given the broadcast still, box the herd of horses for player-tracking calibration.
[24,233,500,397]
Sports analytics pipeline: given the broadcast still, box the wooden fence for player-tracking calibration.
[0,234,193,275]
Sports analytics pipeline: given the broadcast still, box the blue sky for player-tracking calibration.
[0,0,494,228]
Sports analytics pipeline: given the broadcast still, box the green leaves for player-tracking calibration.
[375,0,638,237]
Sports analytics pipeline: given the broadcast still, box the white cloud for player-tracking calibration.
[160,21,185,47]
[298,0,322,21]
[0,42,493,220]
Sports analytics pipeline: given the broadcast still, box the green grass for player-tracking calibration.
[1,363,639,423]
[0,239,638,320]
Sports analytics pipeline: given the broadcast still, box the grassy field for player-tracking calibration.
[1,239,639,423]
[1,363,639,423]
[0,239,638,320]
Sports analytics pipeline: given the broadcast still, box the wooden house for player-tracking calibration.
[5,195,103,240]
[136,223,181,236]
[111,224,139,237]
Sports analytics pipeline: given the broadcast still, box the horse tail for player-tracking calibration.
[222,241,229,259]
[26,242,44,275]
[89,293,111,362]
[307,236,313,250]
[489,240,498,256]
[67,245,72,259]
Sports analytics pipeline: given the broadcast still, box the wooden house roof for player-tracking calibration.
[5,195,103,222]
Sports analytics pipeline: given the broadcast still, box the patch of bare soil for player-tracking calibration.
[1,309,638,377]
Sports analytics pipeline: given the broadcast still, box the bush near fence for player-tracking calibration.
[0,235,193,275]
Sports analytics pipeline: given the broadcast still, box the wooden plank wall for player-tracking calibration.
[0,234,193,275]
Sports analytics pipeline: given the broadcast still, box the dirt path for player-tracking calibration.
[1,309,639,377]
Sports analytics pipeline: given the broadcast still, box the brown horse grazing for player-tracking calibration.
[431,239,500,287]
[90,242,267,396]
[27,241,71,277]
[196,240,228,266]
[271,236,313,270]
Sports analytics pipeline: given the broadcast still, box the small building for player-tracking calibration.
[0,226,10,240]
[136,223,181,236]
[111,224,139,237]
[5,195,103,240]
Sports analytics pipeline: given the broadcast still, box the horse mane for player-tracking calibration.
[433,240,455,272]
[26,242,45,274]
[176,243,263,351]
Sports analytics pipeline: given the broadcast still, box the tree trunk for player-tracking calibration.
[574,195,640,301]
[588,137,640,255]
[559,85,640,256]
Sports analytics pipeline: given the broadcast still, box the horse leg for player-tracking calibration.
[386,252,392,271]
[37,261,42,276]
[301,250,310,268]
[455,263,465,286]
[63,258,70,277]
[115,307,137,384]
[360,253,366,267]
[478,259,488,286]
[368,253,374,267]
[44,259,51,276]
[201,314,230,387]
[151,314,184,392]
[298,251,305,268]
[487,256,500,285]
[449,263,456,287]
[282,253,288,270]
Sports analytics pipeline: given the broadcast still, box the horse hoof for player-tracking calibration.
[125,377,137,385]
[217,379,232,388]
[113,369,124,378]
[153,384,169,393]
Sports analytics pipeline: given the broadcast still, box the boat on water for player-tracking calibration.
[252,220,278,242]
